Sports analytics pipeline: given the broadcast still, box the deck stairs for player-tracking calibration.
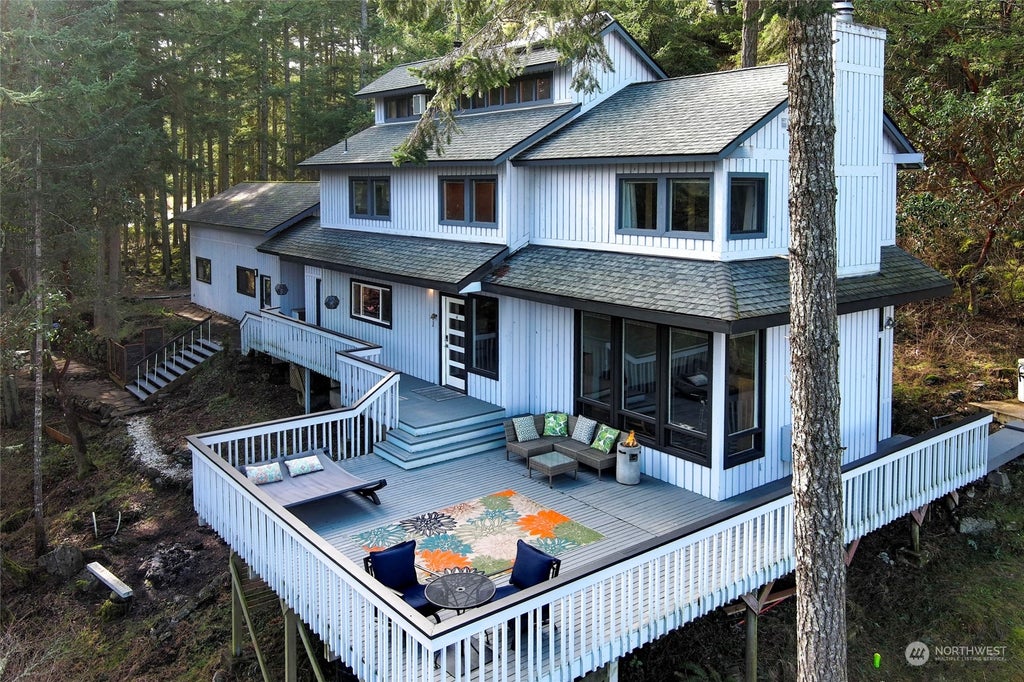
[125,337,222,402]
[374,404,508,470]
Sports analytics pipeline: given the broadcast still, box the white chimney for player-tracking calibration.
[834,1,854,23]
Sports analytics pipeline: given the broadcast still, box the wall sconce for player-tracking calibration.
[324,295,340,310]
[274,283,289,296]
[883,317,896,330]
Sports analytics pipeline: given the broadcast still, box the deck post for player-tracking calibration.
[283,601,297,682]
[304,367,312,414]
[741,592,760,681]
[230,553,243,656]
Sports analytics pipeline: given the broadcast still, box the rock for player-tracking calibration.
[39,544,83,580]
[138,542,198,587]
[958,517,997,535]
[945,390,965,403]
[986,470,1011,494]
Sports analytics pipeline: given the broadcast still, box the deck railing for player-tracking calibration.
[190,407,990,682]
[131,316,213,389]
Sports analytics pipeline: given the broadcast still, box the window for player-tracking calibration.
[384,96,413,120]
[575,313,762,467]
[469,296,499,377]
[440,177,497,225]
[457,72,553,112]
[618,175,712,236]
[351,177,390,219]
[350,280,392,327]
[195,257,211,284]
[728,175,767,237]
[236,266,256,297]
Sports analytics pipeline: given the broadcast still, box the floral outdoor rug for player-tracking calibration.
[353,490,604,575]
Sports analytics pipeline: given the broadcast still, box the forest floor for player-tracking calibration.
[1,294,1022,681]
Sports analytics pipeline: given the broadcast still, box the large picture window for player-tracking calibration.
[728,174,767,237]
[236,266,256,297]
[440,177,497,225]
[351,177,391,219]
[469,296,499,377]
[350,280,392,327]
[575,313,761,467]
[618,175,711,236]
[195,257,211,284]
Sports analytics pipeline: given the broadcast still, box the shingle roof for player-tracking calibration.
[174,182,320,233]
[482,245,950,332]
[258,219,508,292]
[299,104,578,167]
[355,46,565,98]
[517,64,789,163]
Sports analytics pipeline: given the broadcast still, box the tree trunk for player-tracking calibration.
[787,3,847,681]
[741,0,761,68]
[50,356,94,478]
[31,48,47,557]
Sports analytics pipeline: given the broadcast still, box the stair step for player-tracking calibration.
[154,365,184,383]
[385,422,505,451]
[126,384,150,401]
[177,349,205,364]
[374,432,508,468]
[398,408,508,437]
[194,338,223,353]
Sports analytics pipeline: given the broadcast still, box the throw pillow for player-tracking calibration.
[571,415,598,444]
[590,424,620,454]
[284,455,324,477]
[245,462,283,485]
[543,412,569,437]
[512,415,540,442]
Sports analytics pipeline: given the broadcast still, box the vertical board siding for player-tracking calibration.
[574,30,662,111]
[838,309,880,465]
[497,297,575,415]
[878,306,894,441]
[190,226,278,321]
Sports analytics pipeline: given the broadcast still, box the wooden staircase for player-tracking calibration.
[124,317,222,402]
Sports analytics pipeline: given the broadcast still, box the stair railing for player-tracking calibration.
[131,316,214,390]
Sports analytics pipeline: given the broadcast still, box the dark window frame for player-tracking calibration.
[350,279,393,328]
[195,256,212,284]
[457,72,553,113]
[724,330,765,469]
[616,174,713,238]
[350,176,391,220]
[236,266,256,297]
[468,295,499,379]
[438,176,498,227]
[727,173,768,239]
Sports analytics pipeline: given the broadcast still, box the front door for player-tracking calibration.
[260,275,272,309]
[441,296,467,391]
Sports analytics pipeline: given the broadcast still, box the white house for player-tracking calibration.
[183,10,1006,682]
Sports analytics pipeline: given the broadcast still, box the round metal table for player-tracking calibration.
[424,570,496,614]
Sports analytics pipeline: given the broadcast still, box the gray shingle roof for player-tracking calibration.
[174,182,320,233]
[258,219,508,292]
[482,245,950,332]
[517,64,789,162]
[299,104,578,167]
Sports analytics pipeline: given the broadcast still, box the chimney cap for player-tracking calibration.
[834,1,854,23]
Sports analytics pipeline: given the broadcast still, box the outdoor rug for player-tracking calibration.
[353,490,604,575]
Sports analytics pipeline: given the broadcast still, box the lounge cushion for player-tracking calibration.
[571,415,598,444]
[284,455,324,477]
[245,462,283,485]
[543,412,569,437]
[590,424,620,454]
[508,438,560,458]
[512,415,540,442]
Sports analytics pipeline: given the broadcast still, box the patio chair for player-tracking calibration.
[491,540,561,648]
[363,540,441,622]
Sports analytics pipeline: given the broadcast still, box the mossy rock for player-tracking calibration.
[98,597,130,621]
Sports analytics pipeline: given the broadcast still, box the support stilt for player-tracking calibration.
[283,602,297,682]
[742,593,759,682]
[844,538,861,567]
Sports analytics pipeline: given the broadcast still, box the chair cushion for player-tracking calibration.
[369,540,418,591]
[590,424,620,454]
[492,584,520,601]
[512,415,540,442]
[400,582,434,612]
[245,462,283,485]
[543,412,568,436]
[508,438,558,458]
[509,540,556,589]
[571,415,598,444]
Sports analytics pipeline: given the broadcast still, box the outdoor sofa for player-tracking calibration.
[503,413,629,479]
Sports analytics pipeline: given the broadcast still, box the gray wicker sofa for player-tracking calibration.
[503,413,628,479]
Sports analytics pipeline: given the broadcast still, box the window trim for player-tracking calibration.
[349,279,392,328]
[726,173,768,239]
[457,72,553,113]
[236,266,256,297]
[350,176,391,220]
[438,176,498,227]
[723,330,765,469]
[616,174,713,239]
[467,295,499,379]
[195,256,212,284]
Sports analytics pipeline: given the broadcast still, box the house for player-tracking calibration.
[184,9,1010,682]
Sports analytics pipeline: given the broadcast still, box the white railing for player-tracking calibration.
[190,412,990,682]
[240,308,385,405]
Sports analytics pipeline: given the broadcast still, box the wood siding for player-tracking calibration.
[573,29,662,111]
[190,225,279,321]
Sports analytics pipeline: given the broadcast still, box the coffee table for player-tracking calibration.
[528,451,578,487]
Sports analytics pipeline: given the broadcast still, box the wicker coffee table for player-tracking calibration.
[528,451,578,487]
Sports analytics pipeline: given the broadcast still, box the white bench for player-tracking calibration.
[86,561,133,600]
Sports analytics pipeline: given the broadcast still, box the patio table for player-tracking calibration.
[528,451,578,487]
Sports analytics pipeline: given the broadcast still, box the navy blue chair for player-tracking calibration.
[492,540,561,601]
[363,540,441,622]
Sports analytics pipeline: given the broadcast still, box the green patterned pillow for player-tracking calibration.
[543,412,569,436]
[245,462,283,485]
[590,424,620,454]
[284,455,324,477]
[512,415,540,442]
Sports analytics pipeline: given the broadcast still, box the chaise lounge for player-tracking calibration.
[503,413,629,479]
[239,449,387,507]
